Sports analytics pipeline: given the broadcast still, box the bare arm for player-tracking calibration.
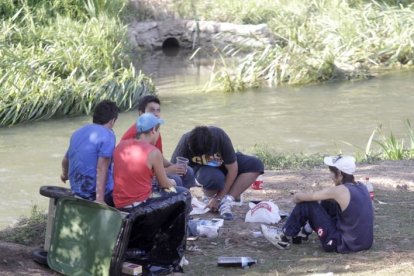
[149,150,174,189]
[294,185,350,210]
[218,161,238,198]
[96,157,111,204]
[164,156,186,175]
[217,161,239,198]
[206,161,238,211]
[163,156,171,168]
[61,156,69,183]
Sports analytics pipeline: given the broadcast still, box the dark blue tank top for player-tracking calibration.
[337,182,374,253]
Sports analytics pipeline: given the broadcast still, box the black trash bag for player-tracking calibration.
[110,191,191,275]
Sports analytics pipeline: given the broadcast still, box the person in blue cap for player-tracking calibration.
[261,155,374,253]
[113,113,187,211]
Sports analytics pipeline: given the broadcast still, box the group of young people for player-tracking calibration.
[61,96,263,219]
[60,96,373,254]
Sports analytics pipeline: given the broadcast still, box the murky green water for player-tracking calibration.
[1,51,413,228]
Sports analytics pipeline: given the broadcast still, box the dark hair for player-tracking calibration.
[92,100,120,125]
[138,95,161,113]
[328,166,355,184]
[188,126,214,156]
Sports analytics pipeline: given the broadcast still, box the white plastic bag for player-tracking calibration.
[190,197,210,215]
[245,201,281,224]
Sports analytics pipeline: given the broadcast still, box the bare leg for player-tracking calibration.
[228,172,260,199]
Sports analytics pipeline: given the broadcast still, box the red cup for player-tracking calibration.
[251,176,263,190]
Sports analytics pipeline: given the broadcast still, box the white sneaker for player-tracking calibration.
[219,195,234,220]
[260,224,290,250]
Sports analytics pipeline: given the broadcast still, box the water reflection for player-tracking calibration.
[0,51,413,228]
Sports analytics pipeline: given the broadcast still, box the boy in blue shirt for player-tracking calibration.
[60,100,120,206]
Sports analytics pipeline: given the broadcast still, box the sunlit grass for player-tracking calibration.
[0,205,46,246]
[365,120,414,160]
[174,0,414,92]
[0,0,154,126]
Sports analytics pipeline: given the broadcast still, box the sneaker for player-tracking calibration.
[260,224,290,250]
[219,195,234,220]
[290,223,312,244]
[298,223,313,241]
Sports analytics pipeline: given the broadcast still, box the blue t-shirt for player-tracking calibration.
[66,124,115,200]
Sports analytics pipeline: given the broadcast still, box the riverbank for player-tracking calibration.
[132,0,414,92]
[1,159,413,275]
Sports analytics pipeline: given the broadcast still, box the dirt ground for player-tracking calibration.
[1,160,413,275]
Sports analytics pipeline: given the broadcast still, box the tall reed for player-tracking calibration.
[0,0,153,126]
[175,0,414,92]
[364,120,414,160]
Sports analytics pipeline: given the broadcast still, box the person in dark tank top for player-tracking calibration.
[261,155,374,253]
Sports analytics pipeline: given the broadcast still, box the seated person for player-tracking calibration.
[113,113,187,211]
[261,155,374,253]
[121,95,195,189]
[171,126,264,220]
[60,100,119,206]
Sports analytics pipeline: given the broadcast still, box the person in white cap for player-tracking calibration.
[261,155,374,253]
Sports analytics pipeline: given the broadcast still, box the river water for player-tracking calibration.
[0,50,413,228]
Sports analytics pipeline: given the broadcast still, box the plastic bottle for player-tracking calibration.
[365,177,374,201]
[217,256,257,268]
[124,248,147,260]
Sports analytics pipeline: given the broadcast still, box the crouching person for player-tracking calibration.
[262,155,373,253]
[113,113,187,211]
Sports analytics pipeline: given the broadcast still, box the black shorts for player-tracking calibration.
[193,152,264,191]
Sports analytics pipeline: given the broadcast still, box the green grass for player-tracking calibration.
[249,119,414,170]
[250,145,324,170]
[0,0,154,126]
[0,205,46,246]
[365,120,414,160]
[172,0,414,92]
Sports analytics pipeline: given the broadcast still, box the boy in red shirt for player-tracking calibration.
[113,113,187,210]
[121,95,195,189]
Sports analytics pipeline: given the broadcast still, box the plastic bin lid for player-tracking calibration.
[47,197,123,276]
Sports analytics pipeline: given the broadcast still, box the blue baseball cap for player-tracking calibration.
[136,113,164,133]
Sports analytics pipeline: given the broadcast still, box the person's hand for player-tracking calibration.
[165,164,186,176]
[206,197,220,212]
[60,173,68,183]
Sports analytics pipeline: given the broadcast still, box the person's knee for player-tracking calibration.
[182,166,196,188]
[236,153,264,174]
[195,166,225,191]
[175,186,188,194]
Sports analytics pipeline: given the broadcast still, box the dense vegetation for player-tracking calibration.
[171,0,414,92]
[0,0,153,126]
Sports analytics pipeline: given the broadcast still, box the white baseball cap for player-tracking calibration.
[323,155,356,175]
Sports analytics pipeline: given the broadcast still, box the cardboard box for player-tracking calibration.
[122,262,142,275]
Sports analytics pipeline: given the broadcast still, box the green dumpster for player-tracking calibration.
[47,192,191,275]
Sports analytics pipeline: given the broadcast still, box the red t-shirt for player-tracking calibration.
[120,123,163,152]
[113,139,157,208]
